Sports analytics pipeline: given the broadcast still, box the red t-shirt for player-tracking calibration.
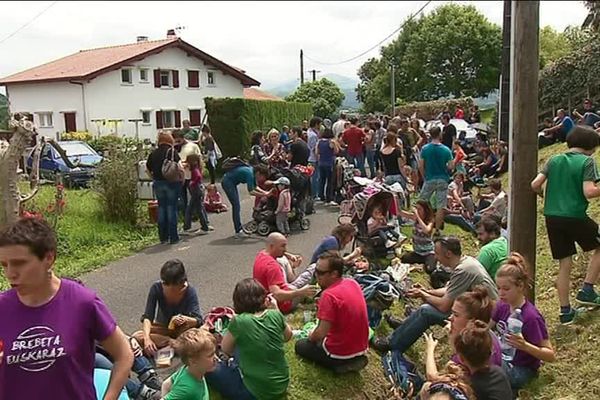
[317,278,369,358]
[252,251,293,313]
[342,127,366,156]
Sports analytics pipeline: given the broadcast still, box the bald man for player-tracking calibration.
[252,233,317,314]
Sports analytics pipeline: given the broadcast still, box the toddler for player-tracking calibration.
[274,177,291,235]
[203,184,228,213]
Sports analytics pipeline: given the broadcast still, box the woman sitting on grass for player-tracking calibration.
[419,363,476,400]
[399,200,436,274]
[491,253,556,395]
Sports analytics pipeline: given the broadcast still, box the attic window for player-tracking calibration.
[121,68,133,84]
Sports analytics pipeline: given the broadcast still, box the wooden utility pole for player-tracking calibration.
[499,0,512,142]
[300,49,304,85]
[508,0,539,302]
[308,69,320,82]
[390,64,396,116]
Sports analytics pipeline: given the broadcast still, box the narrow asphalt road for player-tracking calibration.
[82,194,339,334]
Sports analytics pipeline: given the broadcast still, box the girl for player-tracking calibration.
[491,253,556,394]
[249,131,268,166]
[200,125,219,184]
[183,154,212,233]
[419,363,475,400]
[452,140,467,176]
[316,128,339,204]
[379,132,408,190]
[203,184,228,213]
[399,200,436,273]
[274,177,291,236]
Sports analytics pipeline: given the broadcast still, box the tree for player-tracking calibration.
[285,78,344,118]
[539,26,571,69]
[0,94,8,130]
[583,0,600,31]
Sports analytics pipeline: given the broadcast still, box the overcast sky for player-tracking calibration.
[0,1,589,91]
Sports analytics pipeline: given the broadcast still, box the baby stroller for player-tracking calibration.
[332,157,361,205]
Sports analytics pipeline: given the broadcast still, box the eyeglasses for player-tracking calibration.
[314,268,332,276]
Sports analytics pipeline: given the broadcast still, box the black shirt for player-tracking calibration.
[290,139,309,166]
[442,123,457,148]
[146,144,180,181]
[470,366,513,400]
[380,148,402,176]
[141,281,203,327]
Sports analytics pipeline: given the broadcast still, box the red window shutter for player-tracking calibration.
[189,110,201,126]
[172,70,179,88]
[156,111,163,129]
[154,69,161,87]
[174,110,181,127]
[188,70,199,88]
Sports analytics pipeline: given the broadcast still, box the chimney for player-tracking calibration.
[166,29,177,38]
[136,36,149,43]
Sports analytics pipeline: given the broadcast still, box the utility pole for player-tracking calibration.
[499,0,512,142]
[390,63,396,116]
[308,69,320,82]
[300,49,304,85]
[508,0,539,302]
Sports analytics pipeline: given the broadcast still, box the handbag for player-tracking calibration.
[161,146,184,182]
[214,141,223,159]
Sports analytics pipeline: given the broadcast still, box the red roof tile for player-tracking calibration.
[243,88,283,101]
[0,38,259,87]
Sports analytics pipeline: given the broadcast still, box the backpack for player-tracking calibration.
[222,157,250,173]
[382,350,424,399]
[161,146,184,182]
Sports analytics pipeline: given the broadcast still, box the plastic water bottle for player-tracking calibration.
[501,308,523,362]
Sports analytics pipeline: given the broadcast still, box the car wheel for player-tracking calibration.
[242,221,258,234]
[257,221,271,236]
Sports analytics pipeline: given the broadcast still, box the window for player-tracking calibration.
[207,71,215,86]
[189,109,201,126]
[121,68,133,84]
[42,145,53,159]
[139,68,149,83]
[188,70,199,88]
[162,111,175,128]
[141,111,151,124]
[160,70,171,87]
[37,112,53,128]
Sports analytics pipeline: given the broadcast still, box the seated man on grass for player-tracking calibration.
[372,236,498,353]
[133,259,203,357]
[253,232,317,314]
[295,253,370,373]
[476,216,508,279]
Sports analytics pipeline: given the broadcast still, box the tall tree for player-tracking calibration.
[583,0,600,31]
[539,26,571,69]
[286,78,344,118]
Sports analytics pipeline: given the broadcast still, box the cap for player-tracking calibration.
[273,177,290,186]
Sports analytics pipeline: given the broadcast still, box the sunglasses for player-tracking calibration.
[314,268,332,276]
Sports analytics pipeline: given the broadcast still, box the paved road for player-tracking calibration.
[82,193,339,334]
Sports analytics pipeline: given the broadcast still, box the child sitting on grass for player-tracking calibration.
[161,328,216,400]
[399,200,436,273]
[203,184,228,213]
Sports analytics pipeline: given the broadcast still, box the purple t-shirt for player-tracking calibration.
[492,300,548,371]
[0,279,117,400]
[451,331,502,367]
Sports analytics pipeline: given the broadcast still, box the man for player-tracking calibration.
[419,126,454,230]
[341,116,366,176]
[372,236,498,353]
[332,112,348,138]
[476,217,508,279]
[288,126,310,167]
[398,118,418,169]
[307,117,322,199]
[173,130,202,218]
[181,119,199,141]
[543,109,574,143]
[252,233,317,313]
[295,253,369,373]
[441,114,457,149]
[573,98,600,128]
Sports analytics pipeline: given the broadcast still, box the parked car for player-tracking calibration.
[26,140,103,187]
[424,118,479,141]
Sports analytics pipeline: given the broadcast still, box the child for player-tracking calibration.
[491,253,555,394]
[161,328,216,399]
[183,154,213,234]
[274,177,291,235]
[203,184,228,213]
[452,140,467,176]
[367,205,400,248]
[419,362,475,400]
[399,200,436,273]
[531,125,600,324]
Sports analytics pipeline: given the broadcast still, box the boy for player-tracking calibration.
[161,328,216,399]
[274,177,291,236]
[531,125,600,324]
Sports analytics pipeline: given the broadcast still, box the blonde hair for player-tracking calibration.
[172,328,216,365]
[496,252,531,290]
[268,128,280,141]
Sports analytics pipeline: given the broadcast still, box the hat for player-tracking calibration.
[273,177,290,186]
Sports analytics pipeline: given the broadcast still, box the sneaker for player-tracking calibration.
[139,370,161,390]
[559,308,579,325]
[327,201,339,206]
[234,231,251,239]
[207,225,215,231]
[575,289,600,307]
[136,384,161,400]
[385,239,397,249]
[196,229,208,235]
[332,355,368,374]
[370,336,391,353]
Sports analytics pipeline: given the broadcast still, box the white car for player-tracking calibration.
[425,118,479,141]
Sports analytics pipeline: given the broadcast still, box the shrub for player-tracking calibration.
[205,98,312,159]
[393,97,475,121]
[88,135,123,154]
[61,131,93,141]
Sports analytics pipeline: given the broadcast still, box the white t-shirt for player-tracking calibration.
[332,119,347,137]
[490,191,507,218]
[179,142,202,180]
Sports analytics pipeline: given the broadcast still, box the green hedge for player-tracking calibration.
[205,98,313,159]
[394,97,475,121]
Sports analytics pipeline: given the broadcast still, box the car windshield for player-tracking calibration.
[60,142,95,157]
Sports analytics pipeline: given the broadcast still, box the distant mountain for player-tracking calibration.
[265,73,361,110]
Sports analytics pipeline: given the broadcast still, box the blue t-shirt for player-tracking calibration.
[310,235,340,264]
[421,142,453,181]
[317,139,335,167]
[561,116,574,137]
[141,282,203,327]
[224,166,256,192]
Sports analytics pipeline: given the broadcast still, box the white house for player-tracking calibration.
[0,32,260,140]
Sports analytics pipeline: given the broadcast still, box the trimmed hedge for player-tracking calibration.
[393,97,475,121]
[205,98,313,159]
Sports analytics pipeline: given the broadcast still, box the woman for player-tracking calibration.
[146,131,184,244]
[200,125,219,184]
[364,124,376,178]
[0,218,133,399]
[379,132,408,190]
[249,131,268,166]
[206,278,292,400]
[310,223,362,265]
[398,200,436,273]
[262,128,288,169]
[316,128,339,204]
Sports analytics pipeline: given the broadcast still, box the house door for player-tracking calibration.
[64,112,77,132]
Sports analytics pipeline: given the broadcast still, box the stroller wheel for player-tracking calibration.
[257,221,271,236]
[300,218,311,230]
[337,214,353,225]
[242,220,258,234]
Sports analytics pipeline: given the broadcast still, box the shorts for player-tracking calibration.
[545,215,600,260]
[420,179,449,209]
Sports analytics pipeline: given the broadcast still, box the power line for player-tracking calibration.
[0,1,59,45]
[303,0,432,66]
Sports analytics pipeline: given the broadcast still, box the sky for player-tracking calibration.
[0,1,589,92]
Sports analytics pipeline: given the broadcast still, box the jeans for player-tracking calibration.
[153,180,180,243]
[583,112,600,128]
[294,339,368,372]
[205,358,256,400]
[184,184,210,231]
[400,251,437,274]
[502,360,537,396]
[389,304,449,353]
[309,161,320,199]
[95,353,140,398]
[365,148,376,178]
[444,214,476,234]
[347,153,366,176]
[318,164,334,202]
[180,179,190,214]
[276,212,290,235]
[420,179,449,209]
[222,176,242,233]
[206,160,216,184]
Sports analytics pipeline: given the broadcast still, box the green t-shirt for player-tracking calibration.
[182,128,199,141]
[478,237,508,278]
[542,151,599,219]
[164,366,209,400]
[229,309,289,400]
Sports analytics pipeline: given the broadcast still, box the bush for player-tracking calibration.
[61,131,93,141]
[393,97,475,121]
[88,135,123,154]
[205,98,312,159]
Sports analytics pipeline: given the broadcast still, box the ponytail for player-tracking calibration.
[453,320,492,370]
[496,252,531,290]
[455,285,493,323]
